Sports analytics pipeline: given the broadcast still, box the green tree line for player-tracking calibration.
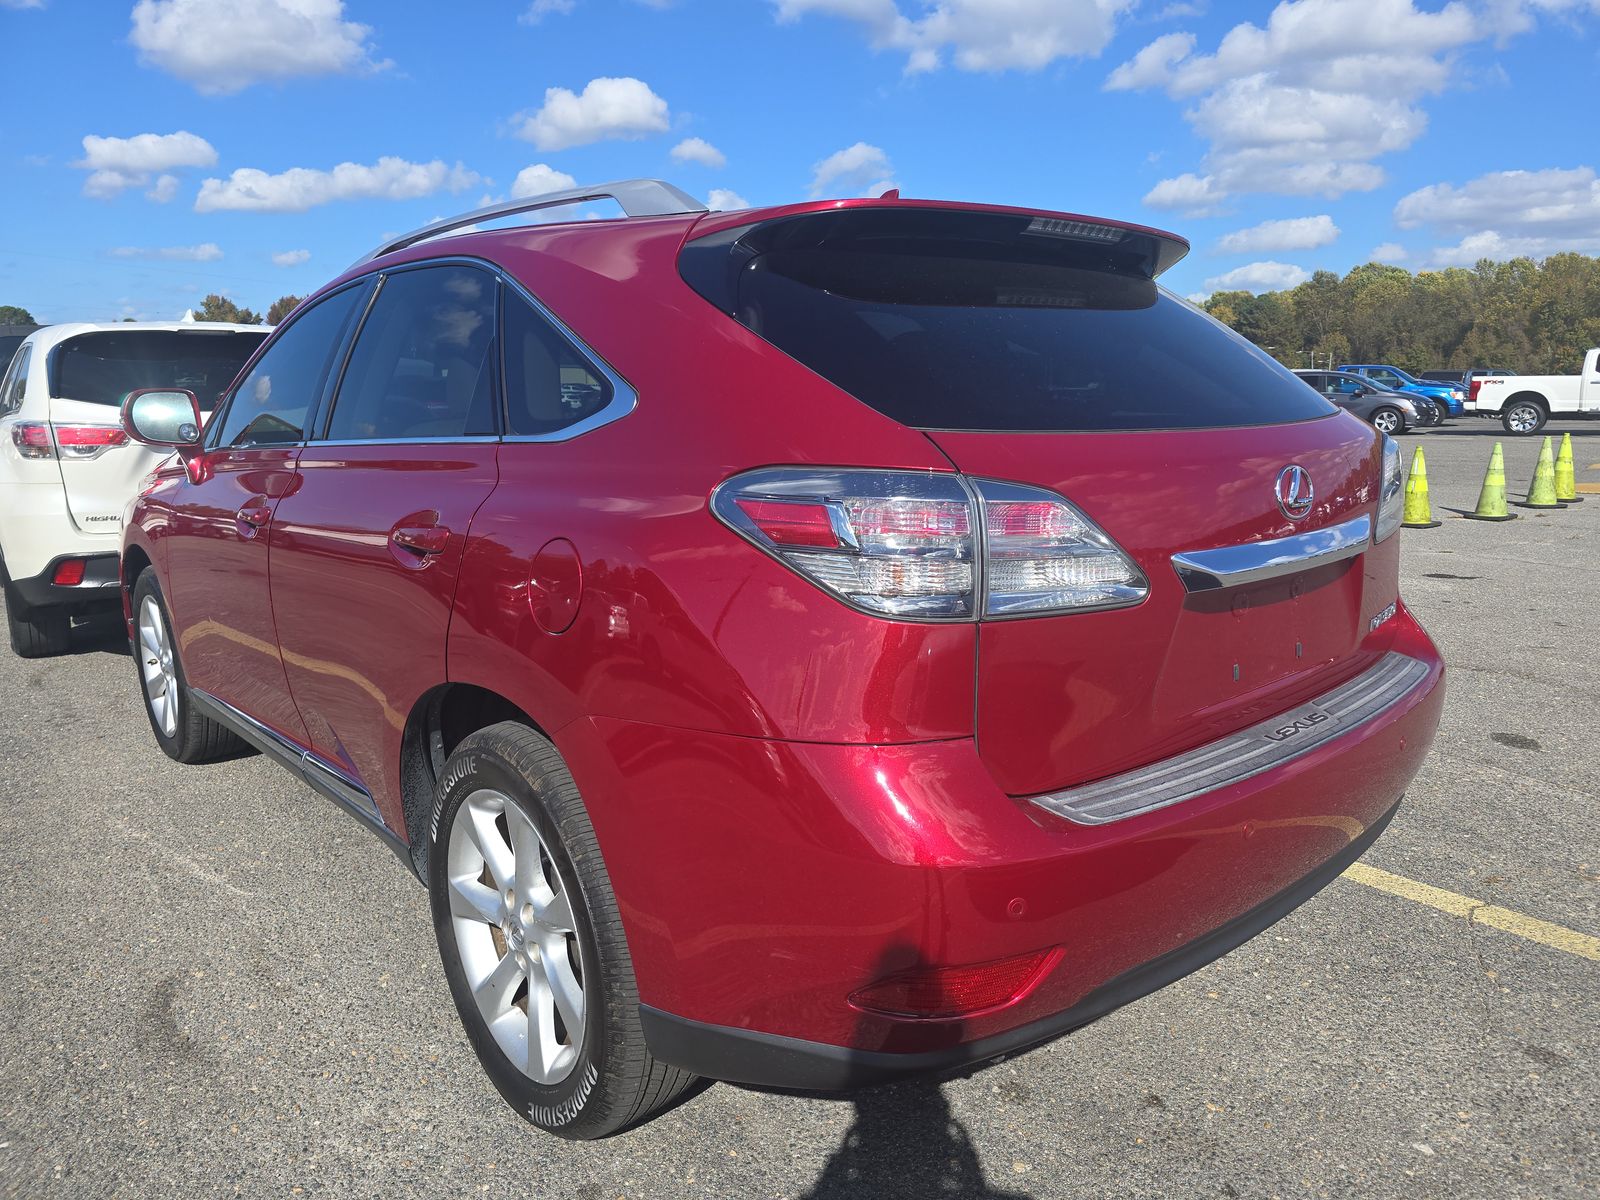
[1201,253,1600,375]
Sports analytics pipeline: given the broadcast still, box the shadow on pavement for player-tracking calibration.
[794,943,1035,1200]
[799,1079,1034,1200]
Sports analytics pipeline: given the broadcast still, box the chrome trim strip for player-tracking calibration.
[1029,651,1431,826]
[352,178,707,267]
[1171,514,1371,593]
[189,689,413,870]
[495,271,638,444]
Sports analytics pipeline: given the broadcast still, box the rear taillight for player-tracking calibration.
[716,469,976,618]
[1375,435,1403,542]
[9,422,128,461]
[1469,379,1482,402]
[11,422,54,459]
[973,479,1149,615]
[711,469,1147,620]
[54,424,129,459]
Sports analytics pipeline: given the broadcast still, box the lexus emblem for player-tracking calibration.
[1275,465,1314,520]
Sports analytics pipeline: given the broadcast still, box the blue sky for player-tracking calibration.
[3,0,1598,322]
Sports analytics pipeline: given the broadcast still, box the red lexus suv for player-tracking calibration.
[119,180,1444,1139]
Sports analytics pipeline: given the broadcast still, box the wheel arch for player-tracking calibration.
[399,682,552,875]
[1504,390,1549,411]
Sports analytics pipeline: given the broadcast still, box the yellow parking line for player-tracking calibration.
[1342,862,1600,961]
[1576,482,1600,494]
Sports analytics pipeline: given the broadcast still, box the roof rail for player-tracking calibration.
[351,178,708,267]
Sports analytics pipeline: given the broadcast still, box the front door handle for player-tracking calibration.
[391,525,451,556]
[235,503,271,536]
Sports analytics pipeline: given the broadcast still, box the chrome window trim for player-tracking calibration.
[293,254,636,447]
[1029,651,1431,826]
[497,271,638,444]
[1171,514,1371,593]
[304,436,502,448]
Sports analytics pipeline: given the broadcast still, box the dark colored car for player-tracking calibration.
[1338,364,1464,416]
[118,180,1444,1139]
[1295,370,1422,433]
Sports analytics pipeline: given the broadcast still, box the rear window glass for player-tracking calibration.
[51,330,268,408]
[688,218,1332,432]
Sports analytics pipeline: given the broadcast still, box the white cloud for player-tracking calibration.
[146,174,180,203]
[671,137,727,169]
[76,130,217,199]
[513,77,671,151]
[1216,214,1338,254]
[519,0,574,22]
[1,1,46,9]
[1202,261,1310,293]
[775,0,1138,73]
[1105,31,1195,90]
[1395,166,1600,237]
[1142,172,1226,217]
[271,248,311,266]
[109,243,224,262]
[1108,0,1494,204]
[195,157,481,213]
[1370,242,1408,262]
[810,142,896,197]
[511,163,579,198]
[130,0,385,95]
[708,188,751,211]
[1396,166,1600,263]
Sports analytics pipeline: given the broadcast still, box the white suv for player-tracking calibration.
[0,321,269,656]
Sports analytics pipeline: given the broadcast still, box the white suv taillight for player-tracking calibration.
[10,421,128,461]
[711,469,1147,621]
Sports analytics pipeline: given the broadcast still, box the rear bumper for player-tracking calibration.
[642,800,1396,1090]
[564,605,1443,1083]
[4,552,121,612]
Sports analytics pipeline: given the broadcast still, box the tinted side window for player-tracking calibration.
[502,289,612,436]
[213,288,364,448]
[0,344,30,415]
[1368,369,1401,388]
[324,265,498,442]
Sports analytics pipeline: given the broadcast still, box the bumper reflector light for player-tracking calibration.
[848,949,1059,1019]
[52,559,86,586]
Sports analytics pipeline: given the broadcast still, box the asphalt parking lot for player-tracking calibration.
[1,420,1596,1200]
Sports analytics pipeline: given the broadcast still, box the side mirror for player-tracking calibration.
[121,388,202,448]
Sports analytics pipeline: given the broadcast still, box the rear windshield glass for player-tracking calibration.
[693,222,1332,432]
[52,330,268,408]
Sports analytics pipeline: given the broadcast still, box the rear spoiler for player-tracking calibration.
[680,202,1189,317]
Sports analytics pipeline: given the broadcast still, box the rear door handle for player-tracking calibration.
[391,525,451,556]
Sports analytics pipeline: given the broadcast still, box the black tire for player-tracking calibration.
[6,588,70,658]
[1370,407,1403,435]
[1502,399,1547,436]
[131,568,250,764]
[428,721,696,1139]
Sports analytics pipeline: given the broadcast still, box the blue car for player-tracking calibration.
[1337,364,1464,416]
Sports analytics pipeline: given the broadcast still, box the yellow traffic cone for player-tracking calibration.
[1402,447,1441,528]
[1516,436,1566,509]
[1554,431,1583,503]
[1464,442,1517,521]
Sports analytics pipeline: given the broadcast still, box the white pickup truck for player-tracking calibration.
[1468,348,1600,434]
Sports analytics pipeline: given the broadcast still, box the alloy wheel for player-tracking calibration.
[1373,410,1400,434]
[138,595,179,738]
[446,788,586,1084]
[1508,404,1540,433]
